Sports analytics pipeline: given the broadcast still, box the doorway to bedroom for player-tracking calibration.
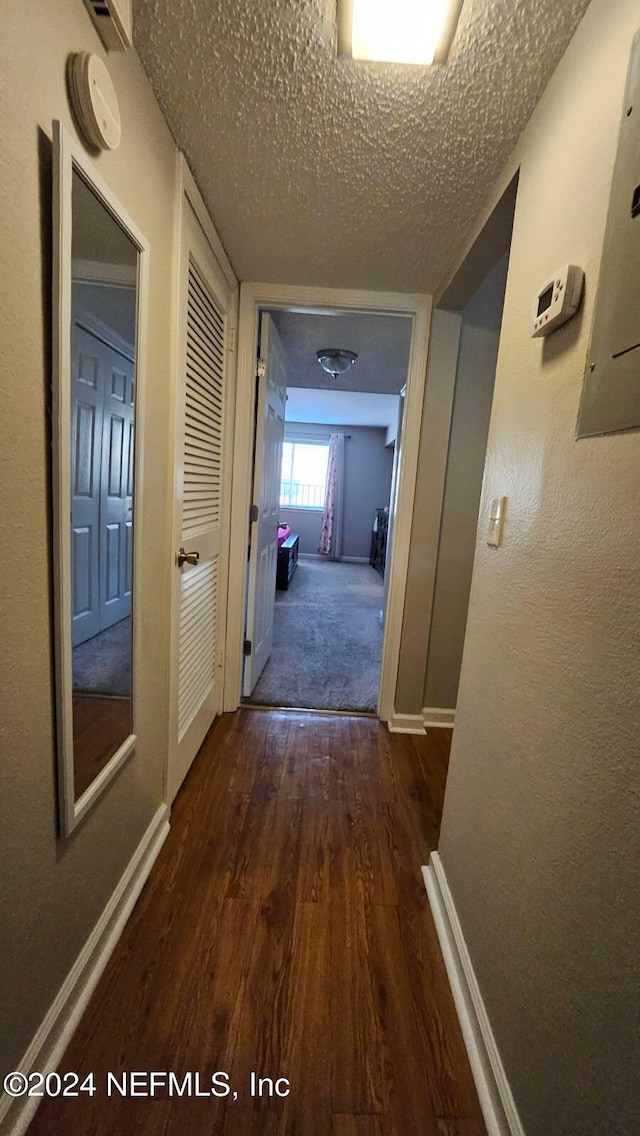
[242,308,412,713]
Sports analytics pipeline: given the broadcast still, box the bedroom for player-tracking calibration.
[242,308,413,713]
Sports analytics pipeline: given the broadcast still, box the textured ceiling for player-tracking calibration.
[269,310,412,393]
[134,0,591,293]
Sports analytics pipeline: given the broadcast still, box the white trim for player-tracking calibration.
[179,155,237,291]
[422,853,526,1136]
[388,712,426,734]
[422,706,456,728]
[72,259,137,288]
[225,282,432,719]
[73,304,135,359]
[388,707,456,732]
[0,806,170,1136]
[339,556,370,563]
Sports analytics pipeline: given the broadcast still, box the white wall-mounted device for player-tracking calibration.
[67,52,121,151]
[83,0,132,52]
[530,264,584,337]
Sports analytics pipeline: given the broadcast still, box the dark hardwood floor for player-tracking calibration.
[27,709,486,1136]
[73,694,132,799]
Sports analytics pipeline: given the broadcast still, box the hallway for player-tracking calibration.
[27,709,484,1136]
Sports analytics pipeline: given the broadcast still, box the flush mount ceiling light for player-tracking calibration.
[337,0,464,66]
[317,348,358,380]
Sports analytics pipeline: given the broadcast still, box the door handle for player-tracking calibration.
[177,547,200,567]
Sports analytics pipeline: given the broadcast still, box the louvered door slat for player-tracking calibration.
[186,340,224,387]
[178,558,217,737]
[189,274,225,330]
[177,256,226,742]
[181,263,224,540]
[187,317,225,368]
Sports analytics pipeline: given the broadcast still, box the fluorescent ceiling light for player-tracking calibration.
[338,0,464,66]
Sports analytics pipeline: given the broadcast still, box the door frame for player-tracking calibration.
[243,314,288,696]
[224,283,432,723]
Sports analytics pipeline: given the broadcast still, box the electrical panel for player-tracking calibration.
[578,29,640,437]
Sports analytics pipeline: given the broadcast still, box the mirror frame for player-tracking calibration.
[52,120,149,835]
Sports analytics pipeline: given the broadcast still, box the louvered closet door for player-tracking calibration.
[168,200,233,802]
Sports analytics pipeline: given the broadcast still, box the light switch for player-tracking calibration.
[487,496,507,547]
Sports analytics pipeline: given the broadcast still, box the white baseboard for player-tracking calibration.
[388,712,426,734]
[339,556,370,563]
[422,853,525,1136]
[0,804,170,1136]
[387,707,456,733]
[422,706,456,728]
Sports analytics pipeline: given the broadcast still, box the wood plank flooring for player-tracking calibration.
[27,709,485,1136]
[73,694,131,799]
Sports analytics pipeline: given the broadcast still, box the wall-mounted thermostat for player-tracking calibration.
[531,264,584,337]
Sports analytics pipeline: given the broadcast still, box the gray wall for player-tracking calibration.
[279,422,394,558]
[423,255,508,710]
[438,3,640,1135]
[0,0,176,1079]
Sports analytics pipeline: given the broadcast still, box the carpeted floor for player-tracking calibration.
[247,558,384,712]
[73,616,132,697]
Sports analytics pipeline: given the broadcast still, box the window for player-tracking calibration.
[280,440,329,509]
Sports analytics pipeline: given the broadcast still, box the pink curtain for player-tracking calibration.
[318,434,344,558]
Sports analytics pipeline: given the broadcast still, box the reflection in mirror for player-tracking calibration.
[69,169,138,802]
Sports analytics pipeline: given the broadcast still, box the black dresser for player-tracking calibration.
[370,508,388,575]
[277,532,299,590]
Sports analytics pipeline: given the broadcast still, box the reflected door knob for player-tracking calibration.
[177,547,200,567]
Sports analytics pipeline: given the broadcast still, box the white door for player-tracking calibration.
[168,198,234,803]
[243,314,287,695]
[71,320,134,645]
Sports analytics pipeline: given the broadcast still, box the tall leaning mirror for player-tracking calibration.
[52,121,148,835]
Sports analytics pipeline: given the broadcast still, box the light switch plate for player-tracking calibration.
[487,496,507,547]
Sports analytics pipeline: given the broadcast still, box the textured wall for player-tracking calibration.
[438,3,640,1134]
[424,256,508,710]
[280,422,393,558]
[0,0,176,1076]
